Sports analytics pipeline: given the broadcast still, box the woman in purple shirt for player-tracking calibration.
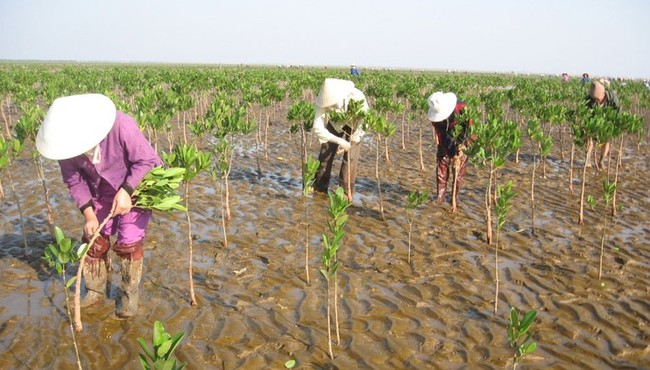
[36,93,161,318]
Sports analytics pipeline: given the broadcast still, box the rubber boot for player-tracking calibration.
[76,234,111,309]
[116,256,143,318]
[79,258,107,308]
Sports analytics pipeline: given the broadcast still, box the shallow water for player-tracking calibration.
[1,108,649,369]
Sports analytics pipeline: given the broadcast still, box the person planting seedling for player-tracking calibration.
[312,78,369,202]
[36,93,162,319]
[585,79,620,170]
[427,91,473,208]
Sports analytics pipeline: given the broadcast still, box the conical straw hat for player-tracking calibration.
[315,78,355,108]
[427,92,457,122]
[36,94,116,160]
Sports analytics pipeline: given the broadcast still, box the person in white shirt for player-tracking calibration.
[312,78,369,201]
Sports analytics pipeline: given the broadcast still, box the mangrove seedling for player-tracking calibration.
[365,110,396,220]
[506,307,538,370]
[494,180,515,314]
[465,115,521,245]
[320,187,350,358]
[587,179,616,280]
[302,155,320,284]
[137,320,187,370]
[164,144,211,306]
[42,226,89,370]
[287,100,316,192]
[526,118,553,235]
[405,189,429,263]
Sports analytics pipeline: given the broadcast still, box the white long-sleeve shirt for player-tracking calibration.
[313,88,369,146]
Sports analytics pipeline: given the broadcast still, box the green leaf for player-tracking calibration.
[521,310,537,329]
[153,321,166,346]
[137,337,156,362]
[77,243,90,258]
[166,332,186,359]
[139,354,151,370]
[65,276,77,288]
[156,339,172,359]
[522,342,537,354]
[54,226,64,245]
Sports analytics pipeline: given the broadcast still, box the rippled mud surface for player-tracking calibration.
[0,109,649,369]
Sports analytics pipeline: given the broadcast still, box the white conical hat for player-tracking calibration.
[315,78,355,108]
[427,92,457,122]
[36,94,116,160]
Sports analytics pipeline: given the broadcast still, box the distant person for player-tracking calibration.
[350,64,361,77]
[581,73,590,84]
[562,72,570,82]
[585,79,620,169]
[427,92,472,205]
[312,78,369,202]
[36,93,162,318]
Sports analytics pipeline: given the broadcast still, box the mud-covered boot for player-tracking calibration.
[116,257,143,318]
[79,258,108,308]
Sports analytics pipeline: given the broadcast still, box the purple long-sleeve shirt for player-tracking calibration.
[59,111,162,210]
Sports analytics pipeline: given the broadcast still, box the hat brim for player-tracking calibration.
[427,92,457,122]
[36,94,116,160]
[315,78,355,108]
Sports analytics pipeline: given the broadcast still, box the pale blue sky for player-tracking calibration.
[1,0,649,78]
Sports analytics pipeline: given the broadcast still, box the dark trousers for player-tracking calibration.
[314,123,360,197]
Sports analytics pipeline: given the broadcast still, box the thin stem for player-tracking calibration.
[334,272,340,345]
[61,266,84,370]
[494,226,500,315]
[35,157,56,239]
[531,154,537,235]
[569,142,575,194]
[486,166,494,245]
[579,140,592,225]
[304,197,310,284]
[186,184,197,306]
[598,216,608,280]
[407,219,413,263]
[611,136,624,217]
[375,134,385,220]
[451,154,460,213]
[219,179,228,248]
[326,279,333,359]
[418,125,425,172]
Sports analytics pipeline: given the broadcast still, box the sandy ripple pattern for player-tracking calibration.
[1,112,649,369]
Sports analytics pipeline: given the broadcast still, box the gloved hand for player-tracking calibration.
[350,130,364,144]
[338,140,351,152]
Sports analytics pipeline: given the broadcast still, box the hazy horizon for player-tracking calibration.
[2,0,649,79]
